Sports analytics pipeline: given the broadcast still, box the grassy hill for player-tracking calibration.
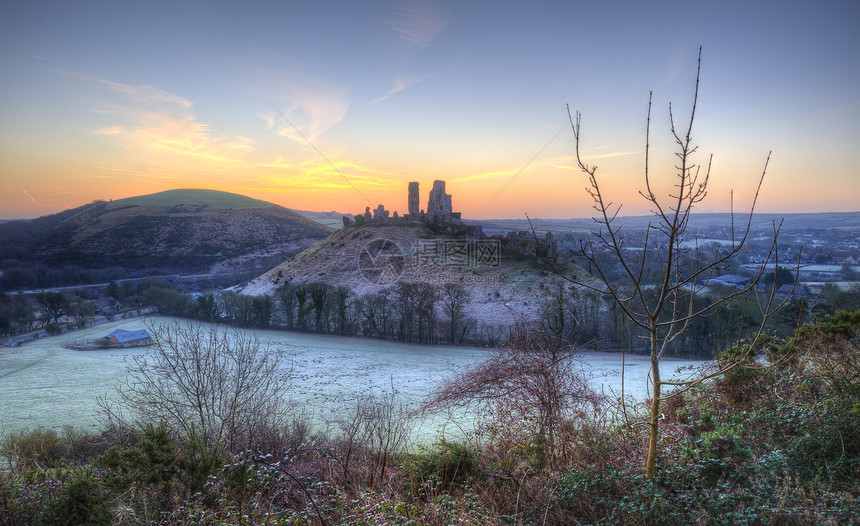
[103,188,276,211]
[1,189,334,282]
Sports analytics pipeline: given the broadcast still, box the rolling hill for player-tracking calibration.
[1,189,334,278]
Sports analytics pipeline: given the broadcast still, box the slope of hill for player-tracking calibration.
[1,189,334,277]
[241,223,591,327]
[293,210,353,229]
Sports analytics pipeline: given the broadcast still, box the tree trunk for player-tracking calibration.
[645,328,661,479]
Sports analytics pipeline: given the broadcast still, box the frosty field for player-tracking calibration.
[0,317,708,443]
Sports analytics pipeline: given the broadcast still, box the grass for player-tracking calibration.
[105,189,276,212]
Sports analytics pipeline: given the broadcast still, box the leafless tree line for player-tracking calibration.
[269,280,484,345]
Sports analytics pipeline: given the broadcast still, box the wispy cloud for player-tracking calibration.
[373,77,422,103]
[548,150,640,168]
[93,126,123,136]
[258,157,405,196]
[22,189,37,204]
[263,79,349,148]
[300,159,404,185]
[385,0,448,47]
[257,113,275,129]
[127,112,248,162]
[64,71,192,111]
[74,73,257,163]
[221,136,256,154]
[258,156,293,169]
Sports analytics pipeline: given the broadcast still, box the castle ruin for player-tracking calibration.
[344,180,562,262]
[408,182,419,217]
[502,230,562,263]
[425,180,453,223]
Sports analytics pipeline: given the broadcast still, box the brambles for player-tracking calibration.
[424,319,604,470]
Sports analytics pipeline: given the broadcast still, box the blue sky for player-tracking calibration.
[1,0,858,219]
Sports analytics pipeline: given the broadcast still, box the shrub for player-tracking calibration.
[47,467,112,526]
[98,422,223,507]
[405,440,476,499]
[0,426,105,470]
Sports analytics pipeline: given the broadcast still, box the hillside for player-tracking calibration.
[241,223,591,327]
[1,189,333,277]
[293,209,353,229]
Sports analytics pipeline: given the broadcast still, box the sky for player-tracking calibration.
[1,0,858,220]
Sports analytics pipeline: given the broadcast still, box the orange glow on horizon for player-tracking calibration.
[0,125,856,220]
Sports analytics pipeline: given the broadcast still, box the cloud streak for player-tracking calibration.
[22,189,37,204]
[549,150,641,168]
[385,0,448,47]
[74,73,257,164]
[373,77,422,103]
[263,78,349,148]
[64,71,192,111]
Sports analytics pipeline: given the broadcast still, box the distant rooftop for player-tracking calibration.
[106,329,150,343]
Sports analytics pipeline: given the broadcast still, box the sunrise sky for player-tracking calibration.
[1,1,858,220]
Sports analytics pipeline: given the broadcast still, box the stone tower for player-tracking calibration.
[426,180,453,223]
[408,182,419,218]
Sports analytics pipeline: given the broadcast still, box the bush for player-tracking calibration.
[1,426,104,469]
[47,467,112,526]
[405,440,476,499]
[97,422,223,512]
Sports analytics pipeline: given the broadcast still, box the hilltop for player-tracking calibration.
[1,189,333,281]
[241,222,591,327]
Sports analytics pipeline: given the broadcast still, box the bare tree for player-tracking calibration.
[424,319,602,468]
[68,295,94,329]
[100,321,287,452]
[413,282,438,344]
[335,388,413,493]
[276,282,299,330]
[440,282,470,344]
[218,290,252,325]
[564,47,789,478]
[357,290,393,339]
[329,285,353,335]
[295,285,310,331]
[35,291,68,326]
[395,282,416,341]
[308,282,331,332]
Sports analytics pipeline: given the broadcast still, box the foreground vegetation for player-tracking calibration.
[2,311,858,525]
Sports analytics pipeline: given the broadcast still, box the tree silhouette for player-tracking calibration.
[562,47,790,478]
